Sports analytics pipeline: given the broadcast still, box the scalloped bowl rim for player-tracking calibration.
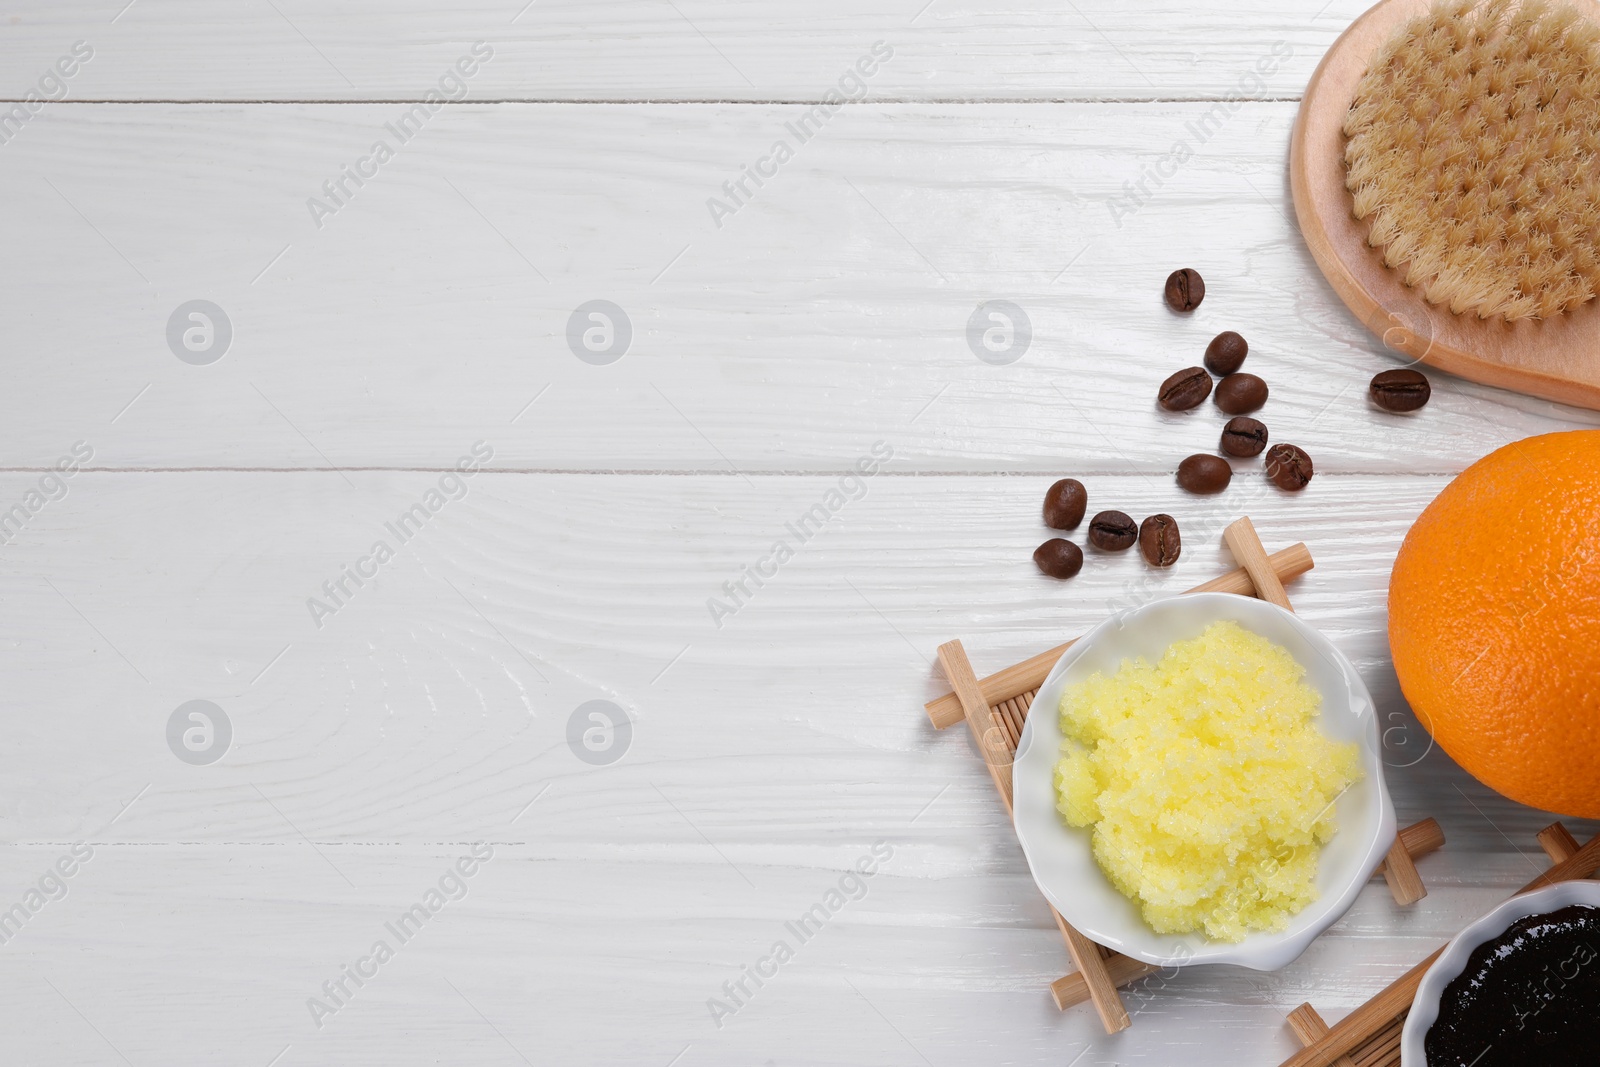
[1011,592,1397,971]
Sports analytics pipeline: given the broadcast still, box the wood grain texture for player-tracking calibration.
[1378,836,1425,906]
[5,0,1364,102]
[4,474,1467,843]
[7,5,1600,1063]
[1381,817,1444,869]
[1055,911,1131,1033]
[1291,0,1600,410]
[1538,821,1581,863]
[0,471,1595,1066]
[1223,515,1294,608]
[1049,951,1159,1011]
[1287,1003,1358,1067]
[937,640,1015,811]
[1,103,1596,472]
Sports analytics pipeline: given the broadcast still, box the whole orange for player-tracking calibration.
[1389,430,1600,818]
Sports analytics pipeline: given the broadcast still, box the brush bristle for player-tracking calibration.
[1344,0,1600,320]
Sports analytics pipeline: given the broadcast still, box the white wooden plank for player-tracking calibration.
[0,477,1576,845]
[3,466,1560,831]
[1,846,1575,1066]
[2,469,1590,1063]
[7,0,1366,102]
[5,101,1596,473]
[3,847,1549,1066]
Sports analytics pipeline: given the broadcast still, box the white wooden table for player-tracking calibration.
[3,3,1597,1064]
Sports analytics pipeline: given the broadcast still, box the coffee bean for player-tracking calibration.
[1265,444,1314,491]
[1034,538,1084,579]
[1087,510,1138,551]
[1043,478,1087,530]
[1165,268,1205,312]
[1177,453,1232,494]
[1139,514,1181,567]
[1214,372,1269,414]
[1220,416,1269,457]
[1370,368,1432,412]
[1204,331,1249,376]
[1159,367,1213,411]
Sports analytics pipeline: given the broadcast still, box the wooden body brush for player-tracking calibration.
[1293,0,1600,410]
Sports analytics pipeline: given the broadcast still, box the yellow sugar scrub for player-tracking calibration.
[1053,620,1361,943]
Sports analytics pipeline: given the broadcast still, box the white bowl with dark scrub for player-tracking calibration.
[1011,593,1397,971]
[1401,880,1600,1066]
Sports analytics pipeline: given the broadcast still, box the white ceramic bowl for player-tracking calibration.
[1400,880,1600,1065]
[1012,592,1396,971]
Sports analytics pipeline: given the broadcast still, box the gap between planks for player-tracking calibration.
[0,468,1465,478]
[23,96,1312,106]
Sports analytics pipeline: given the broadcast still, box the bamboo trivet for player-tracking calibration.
[1280,820,1600,1067]
[928,518,1445,1034]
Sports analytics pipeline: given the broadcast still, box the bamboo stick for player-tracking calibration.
[1049,953,1159,1010]
[1372,818,1444,905]
[1224,517,1295,610]
[1383,818,1445,865]
[1015,689,1038,721]
[937,638,1134,1033]
[1380,836,1427,906]
[1053,909,1131,1033]
[1537,821,1580,863]
[1348,1017,1404,1067]
[1012,699,1032,743]
[1286,1004,1357,1067]
[936,640,1014,812]
[995,697,1024,751]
